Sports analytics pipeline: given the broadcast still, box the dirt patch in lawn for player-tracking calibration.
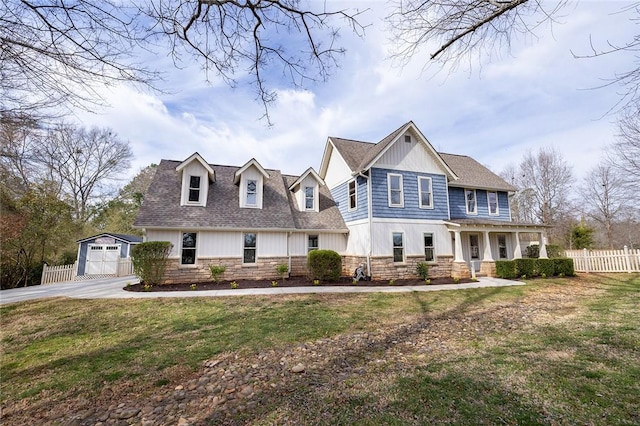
[123,277,474,292]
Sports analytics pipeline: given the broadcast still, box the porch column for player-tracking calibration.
[513,232,522,259]
[482,231,494,261]
[453,230,464,262]
[539,231,548,259]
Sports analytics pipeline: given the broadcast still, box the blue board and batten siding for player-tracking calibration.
[370,168,449,220]
[448,187,510,221]
[331,175,369,222]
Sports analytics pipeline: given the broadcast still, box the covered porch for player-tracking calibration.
[445,220,549,278]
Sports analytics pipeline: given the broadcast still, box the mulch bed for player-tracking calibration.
[124,276,474,292]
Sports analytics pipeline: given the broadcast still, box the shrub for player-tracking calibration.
[209,265,226,283]
[276,263,289,280]
[553,258,575,277]
[131,241,173,285]
[230,281,238,289]
[515,258,536,278]
[536,258,555,277]
[525,244,539,259]
[545,245,563,259]
[416,262,429,280]
[496,260,517,279]
[271,280,278,287]
[307,250,342,281]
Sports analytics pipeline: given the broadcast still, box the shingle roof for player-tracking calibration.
[77,233,142,243]
[134,160,347,231]
[329,123,516,192]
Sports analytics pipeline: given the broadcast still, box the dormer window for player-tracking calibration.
[404,135,411,143]
[188,176,201,203]
[247,180,257,206]
[304,186,315,210]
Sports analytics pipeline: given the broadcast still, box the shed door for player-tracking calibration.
[86,244,120,274]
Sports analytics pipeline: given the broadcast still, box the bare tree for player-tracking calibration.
[610,108,640,182]
[500,164,536,223]
[580,163,629,248]
[513,147,574,243]
[36,123,133,222]
[386,1,640,112]
[1,1,365,120]
[0,113,42,195]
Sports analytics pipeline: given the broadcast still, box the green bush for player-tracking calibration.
[416,262,429,280]
[276,263,289,280]
[553,258,575,277]
[545,245,563,259]
[496,260,517,279]
[131,241,173,285]
[525,245,539,258]
[307,250,342,281]
[515,258,537,278]
[209,265,226,283]
[536,258,555,277]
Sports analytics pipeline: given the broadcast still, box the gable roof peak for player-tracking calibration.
[175,152,215,180]
[233,158,270,184]
[288,167,324,191]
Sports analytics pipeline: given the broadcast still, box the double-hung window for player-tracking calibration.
[304,186,314,210]
[488,191,499,215]
[348,180,357,210]
[243,233,257,264]
[308,235,319,253]
[498,235,508,259]
[465,189,477,215]
[424,233,435,262]
[181,232,197,265]
[246,180,257,206]
[418,177,433,209]
[393,232,404,263]
[388,174,404,207]
[188,176,201,203]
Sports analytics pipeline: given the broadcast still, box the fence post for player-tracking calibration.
[623,245,631,273]
[41,263,48,285]
[583,248,590,273]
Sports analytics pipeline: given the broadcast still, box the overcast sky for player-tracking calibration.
[74,1,638,185]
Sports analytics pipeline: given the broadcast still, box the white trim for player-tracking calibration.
[387,173,404,208]
[487,191,499,216]
[418,176,433,209]
[180,231,198,265]
[175,152,215,180]
[348,179,357,211]
[307,233,319,253]
[242,232,258,264]
[288,167,324,191]
[423,232,436,262]
[246,179,258,207]
[304,185,316,211]
[233,158,270,184]
[392,231,405,263]
[465,188,478,215]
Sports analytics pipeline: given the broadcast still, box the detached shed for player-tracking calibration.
[76,233,142,276]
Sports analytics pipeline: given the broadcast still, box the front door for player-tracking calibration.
[469,234,481,272]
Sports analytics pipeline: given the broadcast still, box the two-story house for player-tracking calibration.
[134,121,548,282]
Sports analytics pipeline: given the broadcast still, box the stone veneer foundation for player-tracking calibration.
[162,257,291,284]
[345,255,454,281]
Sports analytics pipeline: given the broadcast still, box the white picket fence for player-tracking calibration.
[565,246,640,273]
[41,258,135,285]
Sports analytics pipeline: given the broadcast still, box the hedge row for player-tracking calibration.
[495,258,574,279]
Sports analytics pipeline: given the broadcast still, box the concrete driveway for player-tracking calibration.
[0,276,523,305]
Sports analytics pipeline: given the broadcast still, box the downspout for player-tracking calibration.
[356,170,372,277]
[287,231,292,277]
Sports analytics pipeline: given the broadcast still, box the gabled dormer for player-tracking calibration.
[289,167,324,212]
[234,158,270,209]
[176,153,215,207]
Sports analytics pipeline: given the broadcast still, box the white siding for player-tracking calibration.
[290,232,347,256]
[370,220,452,258]
[238,166,264,209]
[257,232,288,256]
[322,233,347,253]
[146,230,181,257]
[180,161,209,206]
[345,221,371,256]
[294,175,319,211]
[290,233,307,256]
[199,231,239,257]
[324,145,353,189]
[376,132,446,174]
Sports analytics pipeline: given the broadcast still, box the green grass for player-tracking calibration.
[1,274,638,425]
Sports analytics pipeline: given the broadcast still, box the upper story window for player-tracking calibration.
[308,235,319,253]
[388,173,404,207]
[188,176,201,203]
[304,186,315,210]
[488,191,499,215]
[424,233,435,262]
[404,135,411,143]
[246,180,257,206]
[243,233,257,264]
[181,232,197,265]
[348,179,357,210]
[393,232,404,263]
[465,189,477,215]
[418,177,433,209]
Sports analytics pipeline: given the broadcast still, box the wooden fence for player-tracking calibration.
[41,258,136,285]
[565,246,640,273]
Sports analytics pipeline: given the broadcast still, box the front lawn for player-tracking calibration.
[1,274,638,425]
